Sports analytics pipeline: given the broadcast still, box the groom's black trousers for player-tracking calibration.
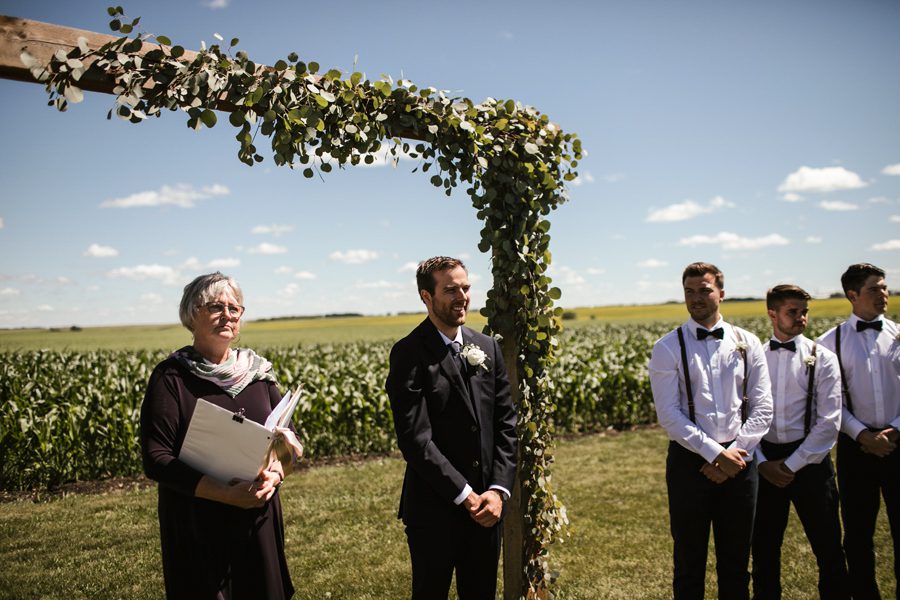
[666,441,758,600]
[405,510,501,600]
[751,439,848,600]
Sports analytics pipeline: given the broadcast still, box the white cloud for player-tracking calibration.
[36,304,53,312]
[280,282,300,297]
[890,215,900,223]
[247,243,287,255]
[83,243,119,258]
[881,164,900,176]
[356,280,396,289]
[868,196,890,204]
[0,287,20,297]
[251,224,294,237]
[551,266,585,286]
[107,264,180,285]
[570,171,596,187]
[56,277,72,285]
[205,0,229,8]
[805,236,823,244]
[678,231,790,251]
[781,193,803,203]
[294,271,317,280]
[275,266,293,275]
[0,216,4,228]
[207,258,240,269]
[638,259,668,268]
[646,196,734,222]
[586,267,606,275]
[818,200,859,211]
[777,166,867,193]
[100,183,230,209]
[871,239,900,251]
[140,292,163,303]
[330,249,378,264]
[398,261,419,273]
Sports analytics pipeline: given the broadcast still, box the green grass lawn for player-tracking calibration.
[0,429,893,599]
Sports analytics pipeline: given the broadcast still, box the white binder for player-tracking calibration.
[179,385,302,483]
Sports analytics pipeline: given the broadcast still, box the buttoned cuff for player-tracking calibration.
[784,454,806,474]
[844,420,867,442]
[453,484,472,505]
[699,439,725,464]
[489,484,510,500]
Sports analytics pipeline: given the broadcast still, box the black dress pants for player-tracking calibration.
[836,432,900,600]
[405,510,501,600]
[667,441,759,600]
[751,439,849,600]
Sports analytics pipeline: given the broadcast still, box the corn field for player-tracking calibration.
[0,317,847,490]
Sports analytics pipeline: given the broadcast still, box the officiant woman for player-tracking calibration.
[140,272,298,600]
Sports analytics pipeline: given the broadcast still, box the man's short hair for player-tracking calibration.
[766,284,811,310]
[416,256,467,296]
[840,263,885,297]
[682,262,724,289]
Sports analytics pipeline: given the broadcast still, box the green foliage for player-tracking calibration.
[27,8,583,594]
[3,317,853,492]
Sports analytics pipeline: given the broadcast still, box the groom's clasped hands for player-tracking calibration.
[462,489,504,528]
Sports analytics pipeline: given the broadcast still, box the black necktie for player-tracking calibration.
[697,327,724,340]
[769,339,796,352]
[856,320,883,332]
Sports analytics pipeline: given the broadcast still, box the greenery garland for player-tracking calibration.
[26,6,583,596]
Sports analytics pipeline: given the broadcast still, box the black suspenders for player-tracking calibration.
[803,342,818,436]
[834,324,854,414]
[676,325,748,425]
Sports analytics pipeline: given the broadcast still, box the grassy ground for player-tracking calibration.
[0,429,893,599]
[0,297,856,351]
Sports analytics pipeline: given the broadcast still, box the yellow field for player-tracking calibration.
[0,297,863,352]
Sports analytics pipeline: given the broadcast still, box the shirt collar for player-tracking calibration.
[687,317,725,339]
[849,313,884,327]
[437,328,464,346]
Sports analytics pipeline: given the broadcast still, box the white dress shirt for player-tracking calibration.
[756,334,842,473]
[649,318,773,464]
[818,315,900,440]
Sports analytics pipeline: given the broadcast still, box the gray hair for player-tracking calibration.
[178,272,244,331]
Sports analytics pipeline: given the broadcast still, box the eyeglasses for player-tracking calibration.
[202,302,245,318]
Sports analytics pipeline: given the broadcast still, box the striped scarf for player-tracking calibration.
[171,345,277,398]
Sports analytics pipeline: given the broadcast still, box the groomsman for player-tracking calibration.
[386,256,517,599]
[649,262,772,599]
[818,263,900,599]
[751,284,849,599]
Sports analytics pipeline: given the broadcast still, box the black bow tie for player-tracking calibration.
[770,340,796,352]
[856,320,883,332]
[697,327,724,340]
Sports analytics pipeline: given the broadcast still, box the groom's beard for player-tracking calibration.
[433,300,468,329]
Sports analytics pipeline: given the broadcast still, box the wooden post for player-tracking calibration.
[500,325,525,599]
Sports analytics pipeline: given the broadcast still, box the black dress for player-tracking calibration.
[140,357,294,600]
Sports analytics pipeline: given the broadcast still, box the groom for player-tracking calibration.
[386,256,518,599]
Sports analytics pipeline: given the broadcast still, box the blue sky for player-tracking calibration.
[0,0,898,327]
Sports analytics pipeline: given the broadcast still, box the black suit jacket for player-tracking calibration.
[386,318,517,526]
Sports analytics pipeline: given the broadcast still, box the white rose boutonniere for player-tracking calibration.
[734,340,748,355]
[461,343,490,372]
[804,354,817,367]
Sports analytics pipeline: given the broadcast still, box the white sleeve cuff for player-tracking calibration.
[489,484,510,500]
[453,484,472,505]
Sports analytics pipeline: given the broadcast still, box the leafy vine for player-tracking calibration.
[26,7,583,596]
